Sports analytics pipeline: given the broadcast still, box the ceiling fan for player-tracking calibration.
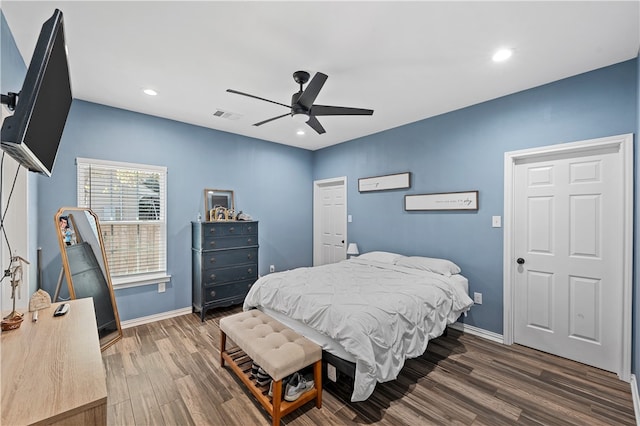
[227,71,374,135]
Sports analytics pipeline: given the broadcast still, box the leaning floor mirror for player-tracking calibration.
[55,207,122,351]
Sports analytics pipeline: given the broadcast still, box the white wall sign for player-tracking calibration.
[405,190,479,211]
[358,172,411,192]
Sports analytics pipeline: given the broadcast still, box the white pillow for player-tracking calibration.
[356,251,405,264]
[395,256,461,276]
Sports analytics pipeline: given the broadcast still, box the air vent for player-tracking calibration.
[213,109,242,120]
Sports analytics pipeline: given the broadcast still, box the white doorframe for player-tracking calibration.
[503,133,633,381]
[313,176,347,266]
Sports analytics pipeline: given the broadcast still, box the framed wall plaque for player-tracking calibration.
[358,172,411,192]
[404,190,478,211]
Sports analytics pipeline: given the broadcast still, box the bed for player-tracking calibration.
[242,251,474,402]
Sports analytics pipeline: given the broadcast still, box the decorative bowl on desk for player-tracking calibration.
[1,316,24,331]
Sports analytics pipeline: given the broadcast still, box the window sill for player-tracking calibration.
[112,273,171,290]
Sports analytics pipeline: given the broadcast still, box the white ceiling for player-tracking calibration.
[2,1,639,151]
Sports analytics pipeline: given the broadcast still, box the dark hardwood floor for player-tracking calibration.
[102,306,636,425]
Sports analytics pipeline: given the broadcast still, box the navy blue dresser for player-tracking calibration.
[191,221,258,321]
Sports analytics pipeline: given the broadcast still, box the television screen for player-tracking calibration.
[1,9,72,177]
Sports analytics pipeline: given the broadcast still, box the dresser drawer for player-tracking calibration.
[202,235,258,250]
[203,264,257,285]
[201,247,257,268]
[204,280,255,304]
[192,221,258,249]
[201,222,258,237]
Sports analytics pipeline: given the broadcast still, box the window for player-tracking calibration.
[76,157,169,288]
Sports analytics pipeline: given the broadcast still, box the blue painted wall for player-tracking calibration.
[35,101,313,320]
[314,59,638,335]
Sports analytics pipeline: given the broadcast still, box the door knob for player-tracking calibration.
[516,258,525,265]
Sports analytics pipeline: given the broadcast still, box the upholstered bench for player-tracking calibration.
[219,309,322,426]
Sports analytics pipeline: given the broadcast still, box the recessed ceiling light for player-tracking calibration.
[492,48,513,62]
[143,88,158,96]
[296,129,305,136]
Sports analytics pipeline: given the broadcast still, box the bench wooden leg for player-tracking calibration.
[313,360,322,408]
[220,331,226,367]
[272,379,283,426]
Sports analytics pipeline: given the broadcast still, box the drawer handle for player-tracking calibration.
[209,257,216,264]
[209,241,216,248]
[209,228,216,234]
[247,238,253,244]
[247,268,253,274]
[229,227,236,233]
[210,290,216,298]
[209,274,216,281]
[247,254,253,260]
[247,283,252,289]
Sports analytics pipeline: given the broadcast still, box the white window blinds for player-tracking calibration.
[76,158,168,287]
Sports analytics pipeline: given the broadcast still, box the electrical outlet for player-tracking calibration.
[158,282,166,293]
[269,265,275,273]
[473,292,482,304]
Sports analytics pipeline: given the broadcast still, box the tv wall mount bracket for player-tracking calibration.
[1,92,19,111]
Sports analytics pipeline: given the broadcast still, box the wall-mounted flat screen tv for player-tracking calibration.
[1,9,72,177]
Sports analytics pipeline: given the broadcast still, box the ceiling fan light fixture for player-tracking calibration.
[291,112,309,122]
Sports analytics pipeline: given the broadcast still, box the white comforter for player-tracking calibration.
[243,258,474,401]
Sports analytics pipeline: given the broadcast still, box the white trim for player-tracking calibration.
[631,375,640,426]
[76,156,167,173]
[449,322,504,344]
[503,133,633,382]
[112,272,171,290]
[120,306,192,329]
[312,176,347,266]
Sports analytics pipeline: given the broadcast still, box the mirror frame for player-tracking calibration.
[204,189,235,221]
[55,207,122,351]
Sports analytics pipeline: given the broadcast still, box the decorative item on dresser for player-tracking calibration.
[192,221,259,321]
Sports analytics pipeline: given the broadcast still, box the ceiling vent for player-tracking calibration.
[213,109,242,120]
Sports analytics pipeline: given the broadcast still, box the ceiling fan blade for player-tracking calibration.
[226,89,290,109]
[253,112,290,127]
[306,115,326,135]
[297,72,328,110]
[311,105,374,116]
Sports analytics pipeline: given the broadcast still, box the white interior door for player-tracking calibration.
[313,177,346,266]
[509,135,632,377]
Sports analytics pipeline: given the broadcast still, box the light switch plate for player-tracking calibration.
[492,216,502,228]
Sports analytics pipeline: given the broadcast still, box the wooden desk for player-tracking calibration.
[1,298,107,425]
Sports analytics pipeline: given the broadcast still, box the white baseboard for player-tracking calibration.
[121,307,192,329]
[631,374,640,426]
[449,322,504,344]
